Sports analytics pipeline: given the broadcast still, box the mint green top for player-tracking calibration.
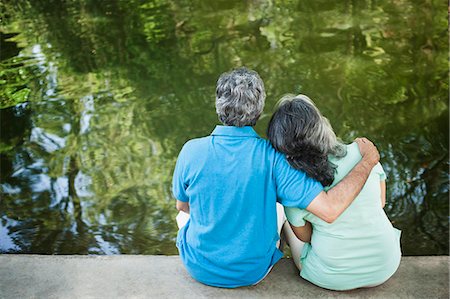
[285,142,402,291]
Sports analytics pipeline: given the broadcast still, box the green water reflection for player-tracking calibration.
[0,0,448,255]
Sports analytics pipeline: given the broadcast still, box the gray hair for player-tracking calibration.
[215,67,266,127]
[267,94,346,186]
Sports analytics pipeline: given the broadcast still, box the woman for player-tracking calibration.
[267,94,401,291]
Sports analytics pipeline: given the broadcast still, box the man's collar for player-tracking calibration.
[211,125,260,138]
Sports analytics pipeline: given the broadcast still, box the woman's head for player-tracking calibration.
[267,94,346,186]
[215,67,266,127]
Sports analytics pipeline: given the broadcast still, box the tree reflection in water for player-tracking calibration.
[0,0,448,255]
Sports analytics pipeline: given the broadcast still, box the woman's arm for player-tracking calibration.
[290,221,312,243]
[380,180,386,208]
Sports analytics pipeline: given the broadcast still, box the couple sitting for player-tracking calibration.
[173,67,401,290]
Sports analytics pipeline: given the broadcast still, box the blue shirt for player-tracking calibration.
[172,125,323,288]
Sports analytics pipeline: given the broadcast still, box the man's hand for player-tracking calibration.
[355,137,380,167]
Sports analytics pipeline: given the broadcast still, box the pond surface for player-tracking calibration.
[0,0,448,255]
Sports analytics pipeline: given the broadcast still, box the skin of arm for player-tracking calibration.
[176,200,190,214]
[290,221,312,243]
[306,137,380,224]
[380,180,386,208]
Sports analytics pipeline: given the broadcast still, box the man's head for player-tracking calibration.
[215,67,266,127]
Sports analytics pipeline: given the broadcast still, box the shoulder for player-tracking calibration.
[339,142,386,178]
[182,136,211,150]
[346,142,362,158]
[260,137,278,153]
[259,138,288,163]
[346,142,385,174]
[331,142,361,165]
[177,136,211,161]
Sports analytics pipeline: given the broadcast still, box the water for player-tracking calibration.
[0,0,448,255]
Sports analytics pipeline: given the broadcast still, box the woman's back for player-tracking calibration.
[285,142,402,290]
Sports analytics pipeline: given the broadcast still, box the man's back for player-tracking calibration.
[173,126,322,287]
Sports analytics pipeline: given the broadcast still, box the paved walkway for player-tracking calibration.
[0,255,448,298]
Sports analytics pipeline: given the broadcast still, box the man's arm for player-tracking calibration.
[306,138,380,223]
[173,144,190,212]
[176,200,190,214]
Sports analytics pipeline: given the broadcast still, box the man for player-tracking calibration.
[172,67,379,288]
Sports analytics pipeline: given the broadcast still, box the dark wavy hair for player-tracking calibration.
[267,94,346,186]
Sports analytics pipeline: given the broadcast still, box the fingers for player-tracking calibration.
[355,137,376,149]
[355,137,373,146]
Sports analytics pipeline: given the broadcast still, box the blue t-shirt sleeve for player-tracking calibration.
[172,146,189,202]
[274,152,324,209]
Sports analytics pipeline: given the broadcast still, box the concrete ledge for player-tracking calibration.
[0,255,448,298]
